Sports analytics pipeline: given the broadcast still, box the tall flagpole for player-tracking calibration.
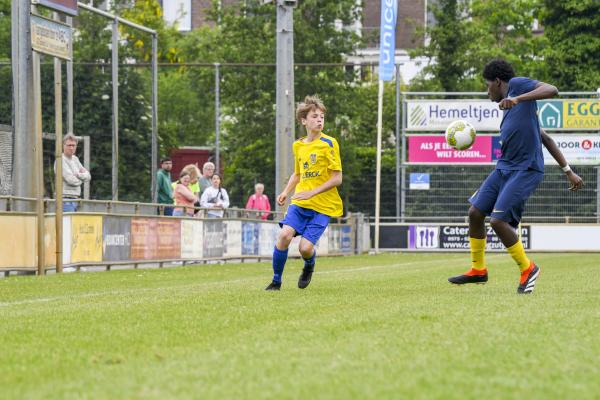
[375,80,384,251]
[375,0,398,252]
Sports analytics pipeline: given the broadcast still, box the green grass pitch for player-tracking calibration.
[1,252,599,399]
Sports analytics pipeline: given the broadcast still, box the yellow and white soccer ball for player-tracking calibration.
[445,120,477,150]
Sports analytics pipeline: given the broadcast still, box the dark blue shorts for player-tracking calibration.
[279,204,330,245]
[469,169,544,228]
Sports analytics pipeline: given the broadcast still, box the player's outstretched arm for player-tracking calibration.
[292,170,342,201]
[277,173,300,206]
[499,82,558,110]
[541,129,584,192]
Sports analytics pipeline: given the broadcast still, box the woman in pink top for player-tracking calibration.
[173,171,197,217]
[245,183,271,220]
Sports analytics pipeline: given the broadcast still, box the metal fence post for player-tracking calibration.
[32,11,45,275]
[111,17,119,201]
[596,166,600,224]
[53,12,63,273]
[395,64,401,222]
[400,92,406,222]
[83,136,90,199]
[151,33,158,203]
[215,63,220,173]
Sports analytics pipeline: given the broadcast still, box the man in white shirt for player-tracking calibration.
[58,134,91,212]
[198,161,215,195]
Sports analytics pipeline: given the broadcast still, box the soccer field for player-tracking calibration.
[1,252,599,399]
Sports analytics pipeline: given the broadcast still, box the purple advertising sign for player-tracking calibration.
[408,135,494,164]
[37,0,78,15]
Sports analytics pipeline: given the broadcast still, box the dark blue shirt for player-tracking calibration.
[496,77,544,172]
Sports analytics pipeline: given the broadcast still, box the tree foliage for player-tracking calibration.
[410,0,548,91]
[3,0,597,214]
[540,0,600,90]
[64,0,179,201]
[173,0,382,208]
[0,0,11,124]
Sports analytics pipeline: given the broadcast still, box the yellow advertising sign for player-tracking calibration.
[563,100,600,129]
[0,215,36,269]
[31,15,72,60]
[71,215,102,263]
[44,217,56,267]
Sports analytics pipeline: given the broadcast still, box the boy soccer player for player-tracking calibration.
[448,59,583,294]
[265,95,343,291]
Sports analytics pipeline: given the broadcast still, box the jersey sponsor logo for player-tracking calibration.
[302,171,321,179]
[303,161,309,170]
[310,153,317,164]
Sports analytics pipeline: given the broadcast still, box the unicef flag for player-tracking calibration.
[379,0,398,81]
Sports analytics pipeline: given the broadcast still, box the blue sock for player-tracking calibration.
[272,247,288,283]
[303,250,316,270]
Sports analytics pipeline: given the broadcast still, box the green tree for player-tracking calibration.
[0,0,12,124]
[540,0,600,90]
[410,0,548,91]
[178,0,392,210]
[59,0,180,201]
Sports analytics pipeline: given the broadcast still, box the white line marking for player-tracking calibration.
[0,253,556,308]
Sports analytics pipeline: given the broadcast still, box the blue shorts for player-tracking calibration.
[279,204,331,245]
[469,169,544,228]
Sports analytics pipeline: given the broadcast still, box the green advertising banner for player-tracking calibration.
[538,99,600,130]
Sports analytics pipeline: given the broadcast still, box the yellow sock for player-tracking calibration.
[469,237,486,270]
[507,241,531,272]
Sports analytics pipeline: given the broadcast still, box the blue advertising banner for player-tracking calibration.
[378,0,398,81]
[341,226,352,253]
[242,222,259,256]
[410,173,430,190]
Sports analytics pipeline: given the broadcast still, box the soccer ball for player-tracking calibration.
[445,120,476,150]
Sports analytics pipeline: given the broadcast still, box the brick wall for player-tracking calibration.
[188,0,426,49]
[362,0,425,49]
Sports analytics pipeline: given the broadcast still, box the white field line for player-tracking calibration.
[0,253,557,308]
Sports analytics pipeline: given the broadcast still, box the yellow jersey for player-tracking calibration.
[291,133,343,217]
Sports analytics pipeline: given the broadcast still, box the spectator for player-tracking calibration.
[156,157,174,216]
[55,133,91,212]
[200,174,230,218]
[198,161,215,194]
[245,183,271,220]
[173,171,197,217]
[171,164,201,210]
[187,164,202,199]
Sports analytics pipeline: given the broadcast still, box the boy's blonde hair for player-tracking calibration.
[296,95,327,123]
[181,164,200,181]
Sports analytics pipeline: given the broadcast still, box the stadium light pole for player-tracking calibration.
[275,0,296,212]
[11,0,37,209]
